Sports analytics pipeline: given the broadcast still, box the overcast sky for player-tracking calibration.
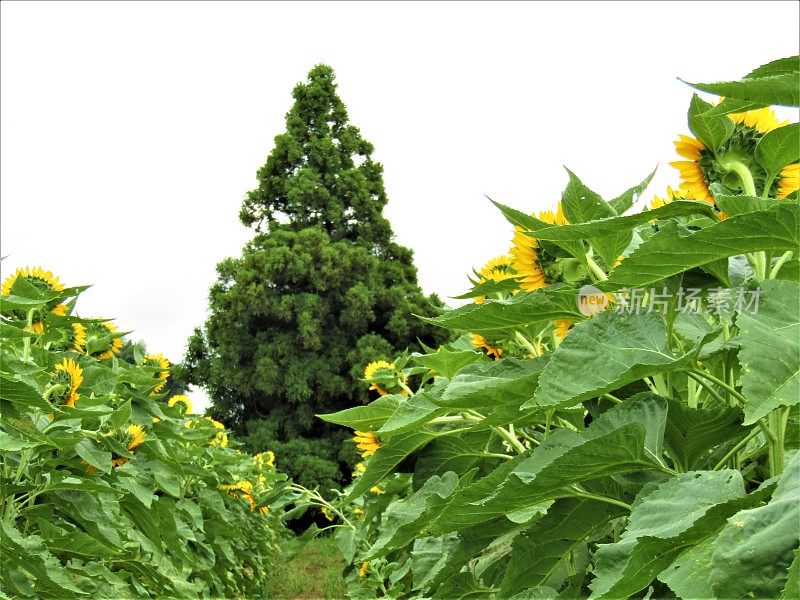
[2,1,798,413]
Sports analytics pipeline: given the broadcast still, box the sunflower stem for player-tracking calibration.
[769,251,794,279]
[585,255,609,282]
[712,426,763,471]
[718,158,757,196]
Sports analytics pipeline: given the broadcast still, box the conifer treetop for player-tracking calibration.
[240,64,393,247]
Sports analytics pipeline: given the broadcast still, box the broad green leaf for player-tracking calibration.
[756,122,800,177]
[0,430,40,451]
[525,312,695,409]
[74,439,112,474]
[438,357,547,409]
[657,534,715,599]
[561,168,617,223]
[363,472,461,559]
[452,276,523,301]
[377,392,446,437]
[420,286,584,333]
[432,401,663,534]
[500,497,626,596]
[412,346,485,378]
[715,194,783,216]
[710,453,800,599]
[413,432,499,489]
[149,460,181,497]
[0,376,48,409]
[589,469,766,599]
[782,550,800,600]
[588,393,668,458]
[608,168,656,215]
[681,58,800,107]
[42,475,122,495]
[317,393,402,431]
[345,430,436,501]
[737,279,800,424]
[688,94,735,153]
[663,399,748,470]
[0,321,38,340]
[411,534,460,591]
[603,201,799,289]
[494,199,716,242]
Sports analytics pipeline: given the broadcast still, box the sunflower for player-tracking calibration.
[219,480,258,511]
[352,461,366,478]
[143,353,170,394]
[553,319,573,340]
[777,163,799,198]
[649,186,685,210]
[206,417,228,447]
[51,358,83,408]
[363,360,408,396]
[353,430,381,458]
[167,394,192,414]
[359,562,369,578]
[470,333,503,360]
[68,323,87,353]
[671,106,791,202]
[88,321,124,360]
[474,255,516,304]
[29,321,44,334]
[1,266,65,297]
[112,424,146,467]
[510,202,569,292]
[370,486,385,494]
[254,450,276,469]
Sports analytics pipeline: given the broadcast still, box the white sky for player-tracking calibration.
[2,1,798,413]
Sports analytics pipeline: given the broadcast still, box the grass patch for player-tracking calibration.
[265,535,347,599]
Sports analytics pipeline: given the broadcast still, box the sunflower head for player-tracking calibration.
[143,353,170,395]
[51,358,83,408]
[68,323,87,353]
[87,321,124,360]
[777,163,799,199]
[671,105,792,202]
[509,202,570,293]
[1,266,64,297]
[353,430,381,458]
[253,450,276,469]
[473,255,516,303]
[470,333,503,360]
[363,360,408,397]
[553,319,573,340]
[167,394,192,414]
[352,461,367,478]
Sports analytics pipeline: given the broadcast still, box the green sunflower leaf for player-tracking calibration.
[344,430,437,501]
[500,497,626,597]
[589,469,768,599]
[561,168,617,222]
[756,122,800,179]
[317,393,403,431]
[714,194,784,216]
[710,452,800,599]
[413,432,496,489]
[681,55,800,107]
[418,286,584,333]
[608,168,657,214]
[688,94,735,153]
[602,201,799,289]
[74,439,112,474]
[436,357,547,409]
[523,312,700,410]
[452,276,522,300]
[493,199,716,242]
[411,346,485,379]
[736,279,800,424]
[377,392,447,436]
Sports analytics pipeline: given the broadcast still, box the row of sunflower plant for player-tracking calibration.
[316,56,800,598]
[0,268,306,598]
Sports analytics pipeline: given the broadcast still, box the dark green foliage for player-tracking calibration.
[117,339,190,399]
[185,65,449,491]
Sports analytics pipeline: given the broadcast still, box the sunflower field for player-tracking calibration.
[0,269,306,597]
[318,56,800,598]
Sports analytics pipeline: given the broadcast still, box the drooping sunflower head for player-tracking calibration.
[671,105,791,202]
[470,333,503,360]
[649,186,686,210]
[87,321,124,360]
[51,358,83,408]
[353,430,381,458]
[553,319,573,340]
[363,360,408,397]
[509,202,570,293]
[1,266,65,297]
[473,255,517,304]
[253,450,276,469]
[143,353,170,395]
[777,163,799,199]
[68,323,88,353]
[126,424,146,451]
[167,394,192,414]
[352,461,367,478]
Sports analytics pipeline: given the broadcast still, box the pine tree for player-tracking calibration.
[185,65,449,490]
